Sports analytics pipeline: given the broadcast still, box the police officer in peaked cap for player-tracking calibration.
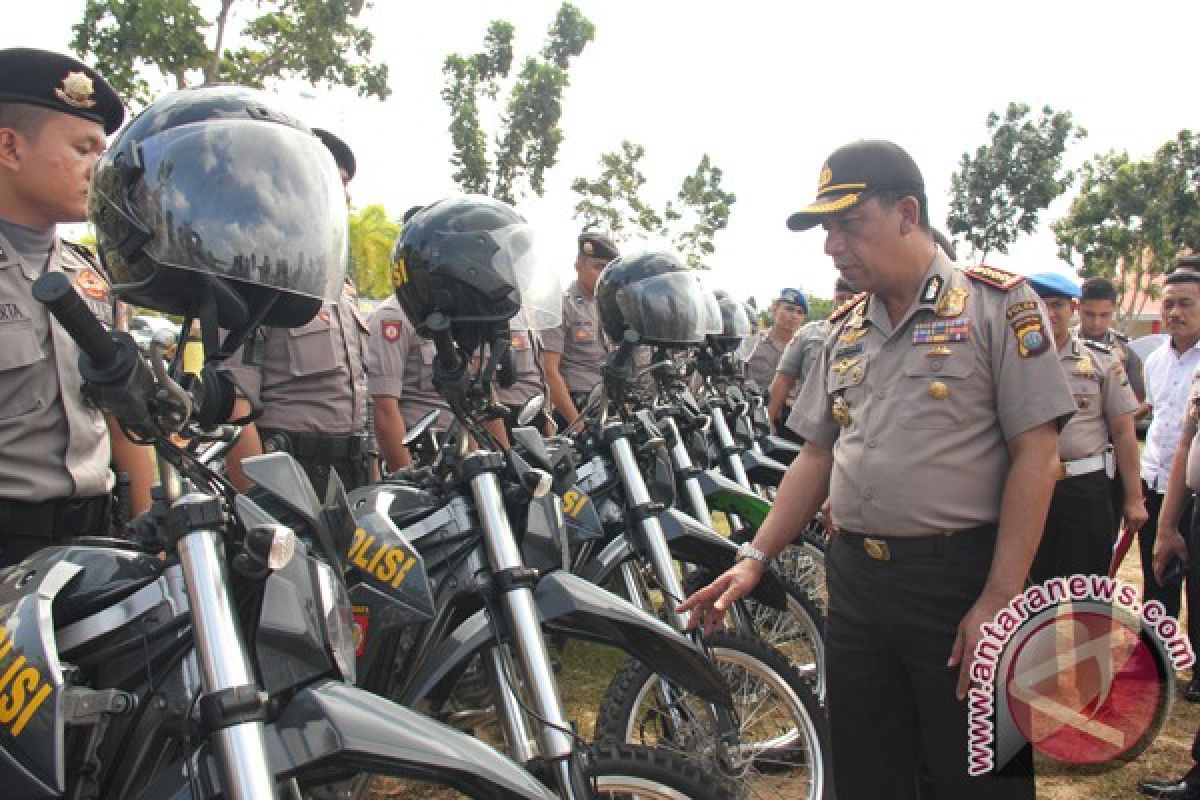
[541,231,619,427]
[681,139,1075,799]
[0,48,155,566]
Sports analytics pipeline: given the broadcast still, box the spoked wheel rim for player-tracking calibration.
[620,645,826,800]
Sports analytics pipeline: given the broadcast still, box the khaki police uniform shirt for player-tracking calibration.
[365,296,452,430]
[495,328,544,409]
[228,281,369,434]
[1057,334,1138,461]
[777,320,830,402]
[791,252,1076,536]
[1077,327,1145,401]
[744,331,787,389]
[0,231,114,502]
[541,279,607,394]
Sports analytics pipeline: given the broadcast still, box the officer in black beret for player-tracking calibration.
[0,48,154,566]
[541,231,619,426]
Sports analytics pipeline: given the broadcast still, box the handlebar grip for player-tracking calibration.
[32,272,119,370]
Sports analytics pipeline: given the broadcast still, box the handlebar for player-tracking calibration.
[32,272,120,370]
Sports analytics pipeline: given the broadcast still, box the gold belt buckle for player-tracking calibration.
[863,537,891,561]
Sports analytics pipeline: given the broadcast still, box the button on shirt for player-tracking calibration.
[1141,339,1200,492]
[791,252,1076,535]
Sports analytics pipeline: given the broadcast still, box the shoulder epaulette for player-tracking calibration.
[62,239,102,271]
[964,265,1024,291]
[1082,338,1113,355]
[1111,329,1130,342]
[829,292,868,323]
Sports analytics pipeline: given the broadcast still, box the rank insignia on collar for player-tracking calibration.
[935,287,968,318]
[921,275,944,304]
[965,265,1024,290]
[831,396,852,427]
[56,71,97,109]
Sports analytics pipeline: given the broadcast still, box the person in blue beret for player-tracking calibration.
[1025,271,1146,586]
[743,287,808,390]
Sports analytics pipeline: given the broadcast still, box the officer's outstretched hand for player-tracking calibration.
[677,560,765,635]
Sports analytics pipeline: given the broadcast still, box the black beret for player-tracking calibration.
[578,231,619,261]
[313,128,356,180]
[0,48,124,135]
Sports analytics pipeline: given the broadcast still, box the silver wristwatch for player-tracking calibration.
[735,542,771,567]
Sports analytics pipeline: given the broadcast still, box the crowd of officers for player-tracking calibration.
[6,45,1200,800]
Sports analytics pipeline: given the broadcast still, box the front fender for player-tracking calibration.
[139,681,557,800]
[740,450,788,488]
[759,434,801,466]
[698,469,771,528]
[400,571,730,706]
[578,512,787,611]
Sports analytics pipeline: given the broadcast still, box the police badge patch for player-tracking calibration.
[1011,315,1049,358]
[381,320,402,343]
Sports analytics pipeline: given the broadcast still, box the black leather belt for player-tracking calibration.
[840,525,997,562]
[258,429,367,460]
[0,495,111,539]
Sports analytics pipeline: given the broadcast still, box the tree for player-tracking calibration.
[1054,130,1200,323]
[72,0,389,108]
[572,140,737,269]
[348,204,399,300]
[947,102,1086,262]
[441,4,594,204]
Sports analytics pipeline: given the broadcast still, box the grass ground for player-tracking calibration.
[366,543,1199,798]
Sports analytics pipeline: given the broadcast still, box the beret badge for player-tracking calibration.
[55,71,97,110]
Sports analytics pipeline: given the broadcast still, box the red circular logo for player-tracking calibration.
[1003,608,1169,767]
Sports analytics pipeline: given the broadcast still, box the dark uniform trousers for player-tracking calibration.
[258,429,370,498]
[826,527,1034,800]
[1030,471,1115,583]
[0,495,111,567]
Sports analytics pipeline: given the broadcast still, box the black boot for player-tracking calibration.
[1140,766,1200,799]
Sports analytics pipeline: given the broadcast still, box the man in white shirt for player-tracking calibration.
[1139,268,1200,701]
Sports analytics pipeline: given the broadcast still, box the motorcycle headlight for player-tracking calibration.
[313,560,356,684]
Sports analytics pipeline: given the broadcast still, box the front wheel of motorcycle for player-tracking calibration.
[587,743,736,799]
[594,631,832,800]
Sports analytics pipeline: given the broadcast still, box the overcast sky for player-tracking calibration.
[8,0,1198,305]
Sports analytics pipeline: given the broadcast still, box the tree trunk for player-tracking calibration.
[207,0,237,84]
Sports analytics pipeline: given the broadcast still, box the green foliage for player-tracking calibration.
[72,0,390,108]
[348,204,400,300]
[806,296,833,321]
[1054,130,1200,319]
[571,141,737,269]
[441,4,594,203]
[947,102,1086,261]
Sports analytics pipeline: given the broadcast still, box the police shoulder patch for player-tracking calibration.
[829,292,869,322]
[965,265,1024,291]
[1082,338,1113,355]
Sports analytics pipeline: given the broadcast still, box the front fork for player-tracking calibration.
[607,431,742,756]
[468,463,591,799]
[709,407,749,531]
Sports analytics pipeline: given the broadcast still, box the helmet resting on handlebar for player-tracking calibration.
[392,195,560,352]
[595,249,721,348]
[89,85,348,330]
[708,288,756,354]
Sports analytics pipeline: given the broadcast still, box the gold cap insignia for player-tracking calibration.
[582,241,594,256]
[818,164,833,191]
[55,71,97,110]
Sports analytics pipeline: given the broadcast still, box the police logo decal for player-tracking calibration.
[74,268,107,301]
[381,320,401,343]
